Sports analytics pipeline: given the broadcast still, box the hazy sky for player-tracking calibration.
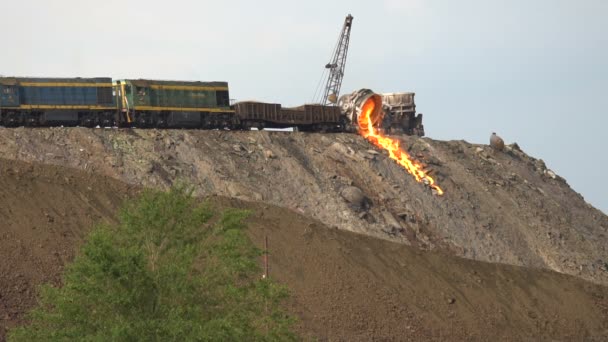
[1,0,607,213]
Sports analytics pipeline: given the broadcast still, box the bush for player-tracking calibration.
[9,185,296,341]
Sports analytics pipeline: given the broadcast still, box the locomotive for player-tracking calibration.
[0,76,423,135]
[0,77,116,127]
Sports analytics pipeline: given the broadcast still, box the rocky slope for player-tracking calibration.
[1,159,607,341]
[0,127,606,286]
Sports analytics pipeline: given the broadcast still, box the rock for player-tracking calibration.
[227,183,245,197]
[382,211,402,229]
[544,169,556,179]
[361,151,375,160]
[409,139,430,152]
[427,156,443,166]
[535,159,547,170]
[263,150,276,159]
[340,186,366,207]
[509,142,522,152]
[337,176,353,186]
[475,147,484,154]
[330,142,350,155]
[490,132,505,151]
[252,192,263,201]
[451,144,465,154]
[448,298,456,304]
[44,212,54,223]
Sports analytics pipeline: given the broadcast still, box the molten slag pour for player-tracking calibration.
[357,97,444,195]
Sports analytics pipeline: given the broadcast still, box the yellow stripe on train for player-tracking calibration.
[17,105,116,110]
[19,82,113,87]
[133,106,234,113]
[147,85,228,91]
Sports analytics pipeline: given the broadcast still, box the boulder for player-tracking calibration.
[341,186,366,207]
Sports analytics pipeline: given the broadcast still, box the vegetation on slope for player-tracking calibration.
[9,186,295,341]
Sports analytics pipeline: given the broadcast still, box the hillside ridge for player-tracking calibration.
[0,127,606,286]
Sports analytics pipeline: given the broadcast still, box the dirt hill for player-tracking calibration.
[0,127,606,287]
[0,159,607,341]
[0,160,135,340]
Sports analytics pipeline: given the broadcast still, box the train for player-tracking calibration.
[0,76,424,135]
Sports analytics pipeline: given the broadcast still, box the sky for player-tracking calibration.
[1,0,607,213]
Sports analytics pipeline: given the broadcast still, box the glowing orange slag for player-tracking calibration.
[358,97,444,195]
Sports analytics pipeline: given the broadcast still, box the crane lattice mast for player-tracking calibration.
[321,14,353,105]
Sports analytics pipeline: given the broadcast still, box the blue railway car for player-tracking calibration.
[0,77,116,127]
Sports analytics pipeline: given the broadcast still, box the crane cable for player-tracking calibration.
[312,24,344,104]
[311,68,328,104]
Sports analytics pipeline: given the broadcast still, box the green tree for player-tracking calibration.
[9,185,296,341]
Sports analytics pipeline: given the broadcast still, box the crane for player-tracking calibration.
[318,14,353,105]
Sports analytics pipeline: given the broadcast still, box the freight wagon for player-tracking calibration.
[232,101,343,131]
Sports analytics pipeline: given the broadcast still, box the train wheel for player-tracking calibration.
[79,113,94,127]
[5,112,22,127]
[24,112,40,127]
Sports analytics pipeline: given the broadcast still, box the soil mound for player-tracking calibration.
[0,160,607,341]
[0,159,135,340]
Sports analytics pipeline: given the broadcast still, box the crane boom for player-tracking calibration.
[321,14,353,105]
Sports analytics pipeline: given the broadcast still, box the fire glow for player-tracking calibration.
[358,97,444,195]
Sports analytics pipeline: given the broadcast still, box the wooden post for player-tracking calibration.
[263,235,269,335]
[263,235,269,279]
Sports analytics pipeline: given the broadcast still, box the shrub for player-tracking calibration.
[9,185,296,341]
